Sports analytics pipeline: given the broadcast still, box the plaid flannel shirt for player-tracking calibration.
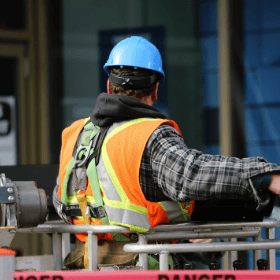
[139,125,280,208]
[54,123,280,221]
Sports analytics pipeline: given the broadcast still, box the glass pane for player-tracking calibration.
[0,1,26,30]
[0,58,17,96]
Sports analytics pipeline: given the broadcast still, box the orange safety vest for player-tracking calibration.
[58,118,195,242]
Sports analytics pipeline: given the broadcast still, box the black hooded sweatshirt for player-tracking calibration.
[90,92,167,127]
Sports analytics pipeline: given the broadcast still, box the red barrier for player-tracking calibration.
[13,270,280,280]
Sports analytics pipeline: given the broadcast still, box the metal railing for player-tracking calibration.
[18,218,280,271]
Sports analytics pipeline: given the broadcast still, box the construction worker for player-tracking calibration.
[53,36,280,269]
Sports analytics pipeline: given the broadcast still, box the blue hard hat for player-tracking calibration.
[103,36,165,81]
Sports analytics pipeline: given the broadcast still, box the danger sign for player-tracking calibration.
[13,270,280,280]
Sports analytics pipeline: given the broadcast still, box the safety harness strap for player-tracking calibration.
[61,157,75,205]
[86,126,110,167]
[87,156,130,242]
[76,190,90,269]
[68,120,130,242]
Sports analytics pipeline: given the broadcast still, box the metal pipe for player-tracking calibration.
[52,233,62,270]
[87,231,98,271]
[159,251,169,271]
[123,239,280,254]
[16,218,280,234]
[61,233,71,265]
[266,228,276,270]
[253,233,262,270]
[145,230,261,241]
[18,224,133,234]
[228,238,237,269]
[151,219,280,232]
[138,234,148,270]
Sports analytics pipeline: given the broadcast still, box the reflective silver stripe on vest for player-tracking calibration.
[96,120,132,202]
[96,151,122,201]
[104,204,151,230]
[160,201,188,223]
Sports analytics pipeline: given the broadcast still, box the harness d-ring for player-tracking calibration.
[74,139,94,168]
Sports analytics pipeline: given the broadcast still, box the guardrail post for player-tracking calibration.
[266,228,276,270]
[52,233,63,270]
[62,233,71,265]
[228,238,237,269]
[138,234,148,270]
[159,251,169,271]
[87,231,98,271]
[253,233,263,270]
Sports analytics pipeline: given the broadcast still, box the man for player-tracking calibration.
[53,36,280,269]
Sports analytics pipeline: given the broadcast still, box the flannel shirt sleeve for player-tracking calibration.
[146,125,280,206]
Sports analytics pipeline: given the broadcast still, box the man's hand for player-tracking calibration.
[189,239,212,243]
[268,174,280,195]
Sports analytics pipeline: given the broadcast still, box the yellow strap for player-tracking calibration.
[84,236,89,269]
[76,191,90,269]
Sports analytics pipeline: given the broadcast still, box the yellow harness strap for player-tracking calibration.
[76,190,91,269]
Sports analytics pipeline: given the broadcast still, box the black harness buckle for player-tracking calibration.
[63,204,106,219]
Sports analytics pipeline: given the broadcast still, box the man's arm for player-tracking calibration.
[147,125,280,207]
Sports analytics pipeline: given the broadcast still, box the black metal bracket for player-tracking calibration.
[0,185,17,204]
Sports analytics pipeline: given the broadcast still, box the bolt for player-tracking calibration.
[7,188,13,193]
[8,229,16,234]
[8,196,14,202]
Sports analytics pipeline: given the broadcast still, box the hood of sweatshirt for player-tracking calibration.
[90,92,167,127]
